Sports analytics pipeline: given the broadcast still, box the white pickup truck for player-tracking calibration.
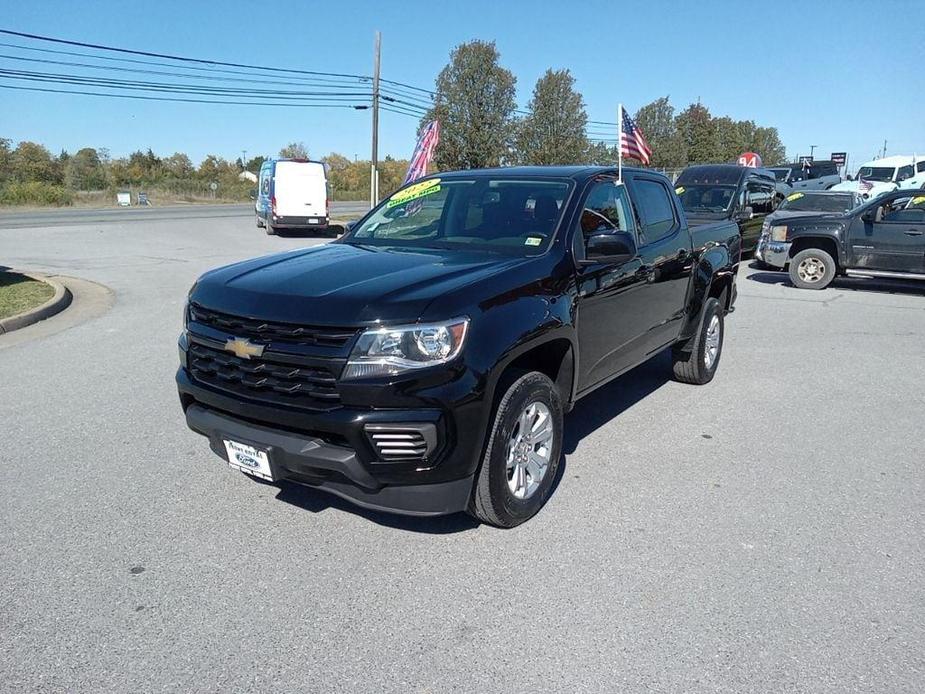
[832,155,925,198]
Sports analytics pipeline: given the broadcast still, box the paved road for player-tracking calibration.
[0,201,370,229]
[2,215,924,693]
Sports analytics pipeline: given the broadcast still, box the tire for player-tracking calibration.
[671,297,724,385]
[788,247,835,290]
[265,221,276,236]
[469,372,564,528]
[256,214,265,228]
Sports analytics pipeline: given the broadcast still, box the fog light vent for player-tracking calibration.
[365,424,437,461]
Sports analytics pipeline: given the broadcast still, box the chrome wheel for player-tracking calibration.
[797,256,826,284]
[704,314,721,369]
[506,401,554,500]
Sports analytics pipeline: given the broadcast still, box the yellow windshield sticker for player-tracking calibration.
[787,192,805,201]
[675,186,685,194]
[387,178,441,208]
[525,236,542,246]
[912,196,925,205]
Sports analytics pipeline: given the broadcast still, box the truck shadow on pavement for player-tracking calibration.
[274,352,672,533]
[747,269,925,296]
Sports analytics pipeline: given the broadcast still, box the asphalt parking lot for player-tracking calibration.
[2,207,924,693]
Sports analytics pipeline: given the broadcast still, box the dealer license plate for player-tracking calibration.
[223,439,273,481]
[308,217,319,224]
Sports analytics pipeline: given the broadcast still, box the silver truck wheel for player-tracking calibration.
[505,401,554,500]
[789,248,835,290]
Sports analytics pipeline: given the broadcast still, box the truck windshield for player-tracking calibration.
[345,177,572,253]
[779,193,855,213]
[857,166,896,182]
[675,184,737,213]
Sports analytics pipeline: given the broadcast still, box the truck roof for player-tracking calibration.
[437,165,652,183]
[676,164,773,186]
[858,155,915,167]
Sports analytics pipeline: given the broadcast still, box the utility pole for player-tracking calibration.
[882,140,887,158]
[809,144,817,159]
[242,150,247,171]
[370,31,381,208]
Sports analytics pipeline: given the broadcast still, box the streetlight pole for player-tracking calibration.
[809,144,817,160]
[370,31,381,208]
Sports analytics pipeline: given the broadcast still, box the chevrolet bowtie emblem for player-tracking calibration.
[224,337,265,360]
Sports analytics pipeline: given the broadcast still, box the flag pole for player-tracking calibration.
[617,103,623,182]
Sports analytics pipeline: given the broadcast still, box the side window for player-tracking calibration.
[881,197,925,223]
[917,161,925,173]
[261,173,270,195]
[577,181,637,241]
[896,165,914,182]
[790,167,804,182]
[633,178,676,241]
[746,182,774,215]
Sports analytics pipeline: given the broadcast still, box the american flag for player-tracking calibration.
[403,120,441,184]
[858,177,873,193]
[620,108,652,165]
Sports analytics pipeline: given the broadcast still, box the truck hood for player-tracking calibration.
[831,180,897,197]
[765,210,847,225]
[190,242,533,325]
[684,211,732,226]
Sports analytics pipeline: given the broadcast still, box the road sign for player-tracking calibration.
[209,181,218,191]
[737,152,762,168]
[830,152,847,166]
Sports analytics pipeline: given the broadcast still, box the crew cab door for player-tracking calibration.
[741,179,775,250]
[624,173,693,350]
[848,194,925,272]
[573,178,649,390]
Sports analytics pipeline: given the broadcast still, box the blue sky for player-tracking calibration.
[1,0,922,171]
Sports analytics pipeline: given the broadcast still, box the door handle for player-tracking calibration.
[904,229,923,236]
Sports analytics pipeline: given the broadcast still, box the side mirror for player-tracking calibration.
[249,188,257,201]
[344,219,358,233]
[582,230,637,264]
[327,224,346,237]
[862,209,876,223]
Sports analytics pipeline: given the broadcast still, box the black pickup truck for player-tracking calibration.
[177,166,740,527]
[756,188,925,289]
[674,164,779,253]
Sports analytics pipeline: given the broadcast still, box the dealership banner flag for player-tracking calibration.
[404,120,441,184]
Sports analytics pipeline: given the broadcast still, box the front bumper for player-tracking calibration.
[176,362,486,516]
[184,403,473,516]
[755,235,791,269]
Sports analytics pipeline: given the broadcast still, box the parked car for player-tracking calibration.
[178,166,741,527]
[755,189,925,289]
[255,159,329,235]
[831,156,919,199]
[674,164,777,252]
[768,161,842,192]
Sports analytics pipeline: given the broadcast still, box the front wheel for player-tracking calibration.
[265,221,276,236]
[672,297,724,385]
[469,372,563,528]
[789,248,835,290]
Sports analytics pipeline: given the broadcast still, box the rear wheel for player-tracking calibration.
[265,221,276,236]
[789,247,835,289]
[672,297,724,385]
[256,214,265,228]
[469,372,563,528]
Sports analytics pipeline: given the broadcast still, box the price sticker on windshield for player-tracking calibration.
[387,178,441,208]
[912,196,925,206]
[525,236,542,246]
[786,192,805,201]
[675,186,685,195]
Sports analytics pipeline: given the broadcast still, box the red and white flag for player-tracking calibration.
[620,108,652,165]
[404,120,440,184]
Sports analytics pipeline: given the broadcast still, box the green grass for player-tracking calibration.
[0,272,55,320]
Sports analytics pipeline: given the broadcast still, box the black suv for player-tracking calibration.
[178,166,740,527]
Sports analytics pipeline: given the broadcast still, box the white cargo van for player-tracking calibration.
[255,159,329,235]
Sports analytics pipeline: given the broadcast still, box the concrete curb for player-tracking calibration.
[0,271,73,334]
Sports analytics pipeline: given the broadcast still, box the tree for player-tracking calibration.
[0,138,12,183]
[11,141,59,183]
[245,155,266,173]
[279,142,309,159]
[675,103,720,164]
[163,152,195,178]
[65,147,107,190]
[198,155,236,181]
[422,40,517,170]
[634,97,686,168]
[515,69,589,165]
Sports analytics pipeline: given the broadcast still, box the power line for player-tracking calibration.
[0,28,367,80]
[0,82,371,108]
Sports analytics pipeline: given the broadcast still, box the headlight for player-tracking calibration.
[342,318,469,379]
[770,225,788,242]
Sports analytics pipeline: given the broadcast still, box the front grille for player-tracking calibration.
[188,341,341,410]
[365,424,437,461]
[189,304,357,348]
